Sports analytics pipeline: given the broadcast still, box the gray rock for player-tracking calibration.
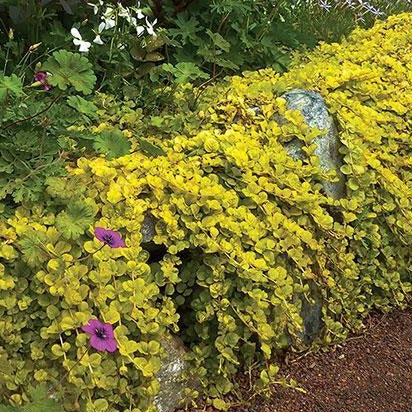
[284,138,304,161]
[141,213,156,244]
[247,106,262,116]
[281,89,345,199]
[246,91,346,199]
[154,336,197,412]
[300,281,323,344]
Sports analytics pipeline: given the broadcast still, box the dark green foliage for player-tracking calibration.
[163,1,298,76]
[1,0,410,114]
[0,86,72,203]
[66,95,98,119]
[282,0,412,43]
[0,50,132,205]
[135,136,166,157]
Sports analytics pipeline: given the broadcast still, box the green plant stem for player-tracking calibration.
[108,11,119,64]
[50,347,90,395]
[18,46,60,76]
[3,44,10,75]
[19,152,63,185]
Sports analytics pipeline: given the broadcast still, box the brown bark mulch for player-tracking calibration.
[189,306,412,412]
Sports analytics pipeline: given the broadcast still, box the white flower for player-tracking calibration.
[128,2,145,20]
[318,0,331,11]
[102,7,116,30]
[93,34,104,45]
[103,6,113,16]
[145,17,157,36]
[137,2,145,19]
[71,28,91,53]
[118,4,130,19]
[118,4,140,27]
[134,2,145,19]
[98,22,106,33]
[104,17,116,30]
[102,6,114,20]
[136,26,145,37]
[87,0,103,15]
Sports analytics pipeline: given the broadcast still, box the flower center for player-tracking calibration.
[95,328,107,339]
[102,234,114,245]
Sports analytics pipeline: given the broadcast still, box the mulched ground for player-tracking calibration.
[188,306,412,412]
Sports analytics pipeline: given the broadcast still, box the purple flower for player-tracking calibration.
[81,319,118,352]
[34,71,52,91]
[34,72,47,83]
[94,227,126,248]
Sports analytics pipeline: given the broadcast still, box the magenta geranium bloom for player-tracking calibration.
[34,71,52,91]
[94,227,126,248]
[81,319,117,352]
[34,71,47,83]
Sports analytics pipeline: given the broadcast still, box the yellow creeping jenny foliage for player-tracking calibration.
[0,13,411,411]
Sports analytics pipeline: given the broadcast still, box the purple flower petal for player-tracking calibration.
[102,323,115,339]
[90,334,109,352]
[34,71,52,92]
[94,227,126,248]
[81,319,102,334]
[34,71,47,83]
[94,226,107,241]
[104,338,118,353]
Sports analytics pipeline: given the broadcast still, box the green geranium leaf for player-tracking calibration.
[206,29,230,52]
[161,62,209,84]
[55,201,94,240]
[42,50,96,94]
[0,74,23,102]
[18,230,49,267]
[93,129,131,159]
[46,176,85,200]
[67,95,98,118]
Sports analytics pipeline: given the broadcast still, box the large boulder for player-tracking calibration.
[248,89,346,200]
[249,90,343,343]
[281,89,345,200]
[281,90,345,342]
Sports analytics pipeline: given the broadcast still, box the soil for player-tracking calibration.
[188,307,412,412]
